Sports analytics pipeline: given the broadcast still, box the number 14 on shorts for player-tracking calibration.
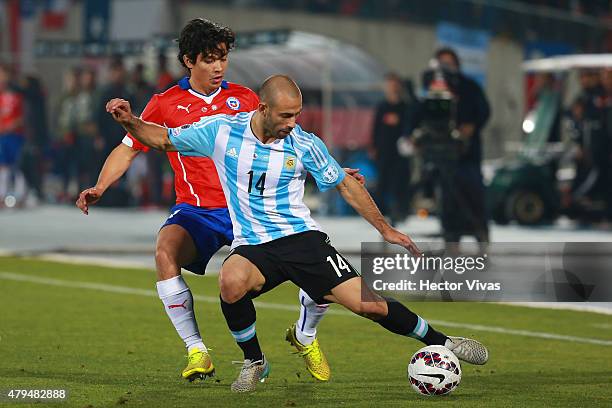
[326,254,351,277]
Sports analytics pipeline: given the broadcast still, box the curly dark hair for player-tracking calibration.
[177,18,235,69]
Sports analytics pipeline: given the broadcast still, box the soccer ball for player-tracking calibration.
[407,345,462,396]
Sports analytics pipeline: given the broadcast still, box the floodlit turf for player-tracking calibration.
[0,256,611,407]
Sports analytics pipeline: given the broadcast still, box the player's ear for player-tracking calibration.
[258,102,268,114]
[183,54,195,70]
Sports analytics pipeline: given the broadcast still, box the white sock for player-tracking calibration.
[13,171,27,201]
[0,167,9,198]
[295,289,329,346]
[156,275,206,353]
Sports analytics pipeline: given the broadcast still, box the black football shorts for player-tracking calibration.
[229,230,360,304]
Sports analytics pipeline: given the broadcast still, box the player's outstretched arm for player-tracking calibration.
[106,98,176,152]
[336,174,421,256]
[76,143,140,215]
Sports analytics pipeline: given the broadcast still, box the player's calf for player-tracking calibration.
[155,247,181,280]
[348,298,388,320]
[326,277,388,319]
[155,224,198,280]
[220,293,264,362]
[328,279,489,363]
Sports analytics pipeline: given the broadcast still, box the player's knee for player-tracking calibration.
[155,246,175,267]
[219,272,248,304]
[219,285,246,304]
[155,246,180,279]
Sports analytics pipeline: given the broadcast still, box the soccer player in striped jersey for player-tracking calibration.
[77,19,351,382]
[106,75,489,393]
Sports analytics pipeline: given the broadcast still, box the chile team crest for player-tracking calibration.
[226,97,241,110]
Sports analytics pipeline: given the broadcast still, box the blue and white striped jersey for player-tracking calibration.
[168,111,346,248]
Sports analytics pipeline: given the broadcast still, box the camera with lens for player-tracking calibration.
[412,62,464,162]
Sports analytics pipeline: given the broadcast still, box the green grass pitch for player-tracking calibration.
[0,256,611,407]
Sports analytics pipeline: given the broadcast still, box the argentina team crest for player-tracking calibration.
[226,97,241,110]
[284,156,296,170]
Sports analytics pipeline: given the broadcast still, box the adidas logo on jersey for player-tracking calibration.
[226,147,238,158]
[323,165,339,183]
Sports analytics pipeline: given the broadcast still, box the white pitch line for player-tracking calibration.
[2,271,611,346]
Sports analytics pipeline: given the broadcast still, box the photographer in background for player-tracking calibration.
[413,48,491,246]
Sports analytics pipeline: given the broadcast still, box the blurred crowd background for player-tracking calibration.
[1,0,611,232]
[0,55,174,208]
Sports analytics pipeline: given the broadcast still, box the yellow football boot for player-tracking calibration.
[285,324,330,381]
[182,347,215,382]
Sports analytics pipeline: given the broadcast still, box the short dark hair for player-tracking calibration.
[435,47,461,69]
[177,18,235,69]
[384,72,402,82]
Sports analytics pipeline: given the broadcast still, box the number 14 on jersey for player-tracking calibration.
[327,254,351,277]
[247,171,266,195]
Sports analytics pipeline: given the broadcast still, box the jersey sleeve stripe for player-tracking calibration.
[292,136,322,168]
[176,153,201,206]
[191,112,250,129]
[292,131,328,166]
[291,132,328,168]
[193,115,250,128]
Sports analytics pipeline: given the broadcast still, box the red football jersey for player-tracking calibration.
[0,89,24,134]
[123,78,259,208]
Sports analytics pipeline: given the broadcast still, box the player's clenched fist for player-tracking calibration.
[106,98,133,125]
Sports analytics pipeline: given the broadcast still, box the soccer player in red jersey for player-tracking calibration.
[0,63,25,206]
[77,19,361,381]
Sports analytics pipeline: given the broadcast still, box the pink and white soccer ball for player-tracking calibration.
[407,345,462,396]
